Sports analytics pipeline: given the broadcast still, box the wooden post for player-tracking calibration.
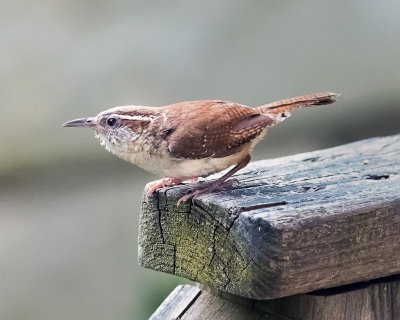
[139,134,400,319]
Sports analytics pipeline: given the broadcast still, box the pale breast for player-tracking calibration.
[158,129,267,178]
[107,129,266,178]
[130,143,252,178]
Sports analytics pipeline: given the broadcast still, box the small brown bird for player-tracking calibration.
[63,92,338,204]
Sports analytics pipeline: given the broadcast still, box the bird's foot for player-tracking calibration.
[145,177,198,202]
[177,178,238,206]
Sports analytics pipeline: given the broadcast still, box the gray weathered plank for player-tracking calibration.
[151,278,400,320]
[256,274,400,319]
[149,285,201,320]
[149,284,283,320]
[138,134,400,299]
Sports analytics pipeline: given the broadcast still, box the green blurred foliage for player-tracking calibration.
[0,1,399,319]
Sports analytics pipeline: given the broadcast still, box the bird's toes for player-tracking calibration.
[177,189,200,206]
[176,178,238,206]
[144,180,165,202]
[221,178,239,189]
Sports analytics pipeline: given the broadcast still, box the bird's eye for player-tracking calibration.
[107,117,117,127]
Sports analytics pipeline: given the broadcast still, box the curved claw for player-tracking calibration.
[177,190,201,206]
[144,180,165,202]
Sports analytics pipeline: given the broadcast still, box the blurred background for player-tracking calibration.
[1,1,399,319]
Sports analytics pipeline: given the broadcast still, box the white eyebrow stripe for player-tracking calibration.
[116,115,156,121]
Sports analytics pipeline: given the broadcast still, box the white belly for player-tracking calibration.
[100,129,265,178]
[132,147,249,178]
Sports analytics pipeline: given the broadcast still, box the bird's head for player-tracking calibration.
[63,106,158,154]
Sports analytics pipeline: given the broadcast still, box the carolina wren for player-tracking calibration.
[63,92,338,204]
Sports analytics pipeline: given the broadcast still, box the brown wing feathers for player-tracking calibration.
[166,101,270,159]
[230,113,276,146]
[166,93,338,159]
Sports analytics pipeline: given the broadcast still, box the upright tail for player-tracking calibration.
[256,92,339,115]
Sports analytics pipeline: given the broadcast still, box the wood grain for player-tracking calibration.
[150,279,400,320]
[150,285,284,320]
[138,134,400,299]
[149,285,201,320]
[257,275,400,320]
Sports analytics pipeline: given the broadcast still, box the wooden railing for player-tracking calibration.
[139,133,400,320]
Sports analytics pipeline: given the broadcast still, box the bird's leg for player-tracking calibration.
[145,177,198,202]
[177,155,251,206]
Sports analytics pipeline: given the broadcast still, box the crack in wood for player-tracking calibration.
[239,201,288,212]
[302,156,320,162]
[365,174,390,180]
[302,185,323,192]
[156,193,165,244]
[308,273,400,296]
[208,225,219,266]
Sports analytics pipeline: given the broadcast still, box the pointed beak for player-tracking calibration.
[62,117,96,128]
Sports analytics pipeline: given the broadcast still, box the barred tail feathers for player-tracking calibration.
[256,92,339,115]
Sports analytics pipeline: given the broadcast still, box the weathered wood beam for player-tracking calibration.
[150,276,400,320]
[149,284,284,320]
[138,134,400,299]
